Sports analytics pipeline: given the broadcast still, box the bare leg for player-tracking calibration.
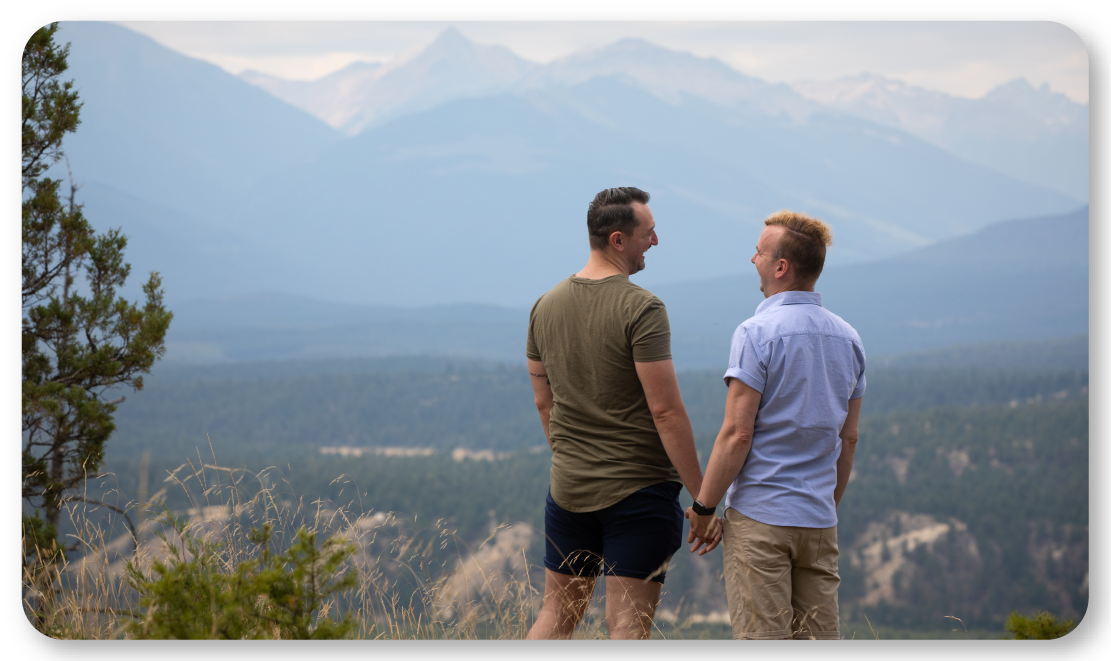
[604,575,662,640]
[527,569,596,639]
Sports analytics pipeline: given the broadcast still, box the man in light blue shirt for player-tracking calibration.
[686,210,865,640]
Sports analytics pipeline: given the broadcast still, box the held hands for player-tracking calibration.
[685,507,723,555]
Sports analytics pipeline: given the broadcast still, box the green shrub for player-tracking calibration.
[1004,611,1076,639]
[125,511,357,639]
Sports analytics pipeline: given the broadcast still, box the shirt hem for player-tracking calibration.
[551,477,683,513]
[728,505,837,530]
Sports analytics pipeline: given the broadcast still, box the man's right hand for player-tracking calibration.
[685,507,723,555]
[636,360,704,501]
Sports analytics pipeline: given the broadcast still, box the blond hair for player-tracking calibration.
[764,210,833,282]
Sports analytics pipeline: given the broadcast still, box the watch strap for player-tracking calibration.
[692,499,717,516]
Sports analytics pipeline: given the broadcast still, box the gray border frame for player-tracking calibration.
[6,5,1102,661]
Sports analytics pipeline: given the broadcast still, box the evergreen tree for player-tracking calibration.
[22,23,172,575]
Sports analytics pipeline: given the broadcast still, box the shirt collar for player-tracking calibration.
[755,290,823,315]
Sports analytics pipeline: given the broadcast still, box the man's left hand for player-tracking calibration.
[685,507,723,555]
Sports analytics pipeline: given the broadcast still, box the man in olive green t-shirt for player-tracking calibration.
[524,187,722,640]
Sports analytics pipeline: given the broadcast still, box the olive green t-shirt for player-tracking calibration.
[526,275,681,513]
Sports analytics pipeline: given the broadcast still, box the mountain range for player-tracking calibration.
[242,29,1088,204]
[240,28,820,135]
[793,73,1089,201]
[45,21,1088,362]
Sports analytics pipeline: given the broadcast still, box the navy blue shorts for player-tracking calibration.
[543,481,683,584]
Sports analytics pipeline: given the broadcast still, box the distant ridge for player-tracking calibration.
[161,206,1088,367]
[516,37,816,120]
[871,334,1088,371]
[792,73,1088,200]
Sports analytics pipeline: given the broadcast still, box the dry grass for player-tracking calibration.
[20,456,664,640]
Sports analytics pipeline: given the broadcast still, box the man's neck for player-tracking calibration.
[764,280,815,298]
[576,249,629,280]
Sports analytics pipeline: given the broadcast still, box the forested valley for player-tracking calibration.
[64,335,1089,637]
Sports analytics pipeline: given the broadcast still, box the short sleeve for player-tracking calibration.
[723,324,766,393]
[525,299,542,361]
[850,342,867,399]
[630,298,672,362]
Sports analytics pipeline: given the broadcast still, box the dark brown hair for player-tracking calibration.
[764,210,834,282]
[586,187,650,251]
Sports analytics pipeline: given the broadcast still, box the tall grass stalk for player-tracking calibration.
[19,456,648,639]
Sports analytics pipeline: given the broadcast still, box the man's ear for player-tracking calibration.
[608,231,626,253]
[775,258,791,279]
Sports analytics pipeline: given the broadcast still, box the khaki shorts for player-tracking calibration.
[722,508,841,640]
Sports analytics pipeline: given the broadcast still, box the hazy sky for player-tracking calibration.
[119,21,1090,103]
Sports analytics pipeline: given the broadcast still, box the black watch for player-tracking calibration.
[691,499,716,516]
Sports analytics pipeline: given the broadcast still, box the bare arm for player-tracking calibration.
[834,396,863,507]
[635,359,703,500]
[698,378,761,509]
[687,378,761,554]
[527,358,554,449]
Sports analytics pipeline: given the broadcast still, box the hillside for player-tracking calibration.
[837,400,1088,628]
[51,21,347,305]
[55,21,341,222]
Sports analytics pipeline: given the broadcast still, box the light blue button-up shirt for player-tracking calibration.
[722,290,866,529]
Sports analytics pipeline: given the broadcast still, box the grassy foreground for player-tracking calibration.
[22,460,713,640]
[22,458,1048,640]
